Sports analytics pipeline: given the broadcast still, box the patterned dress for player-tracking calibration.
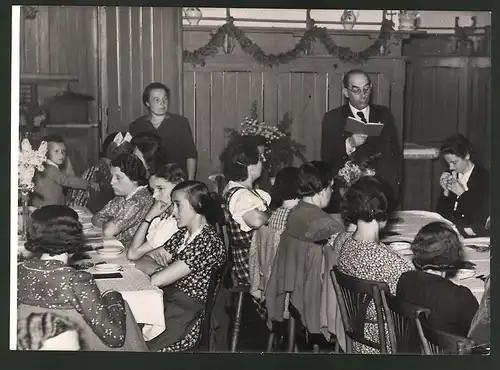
[67,158,114,214]
[92,187,154,248]
[17,259,147,351]
[150,224,226,352]
[334,232,413,354]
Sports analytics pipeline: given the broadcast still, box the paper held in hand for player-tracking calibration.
[345,117,384,136]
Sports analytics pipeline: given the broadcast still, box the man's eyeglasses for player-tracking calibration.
[349,85,372,96]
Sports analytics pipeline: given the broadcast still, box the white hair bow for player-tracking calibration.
[113,132,132,146]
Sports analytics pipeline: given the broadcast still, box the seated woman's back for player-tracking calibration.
[396,270,478,337]
[396,221,479,337]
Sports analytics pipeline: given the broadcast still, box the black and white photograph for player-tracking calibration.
[11,6,491,355]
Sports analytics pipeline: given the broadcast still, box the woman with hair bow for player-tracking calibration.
[67,132,134,214]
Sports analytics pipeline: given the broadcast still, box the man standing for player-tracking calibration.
[129,82,197,180]
[321,69,402,207]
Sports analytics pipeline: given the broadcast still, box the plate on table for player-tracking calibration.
[94,263,123,273]
[390,242,412,251]
[456,268,476,280]
[96,246,124,257]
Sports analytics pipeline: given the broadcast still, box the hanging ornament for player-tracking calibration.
[184,7,202,25]
[222,33,235,54]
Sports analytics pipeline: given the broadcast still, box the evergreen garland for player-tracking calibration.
[184,18,396,66]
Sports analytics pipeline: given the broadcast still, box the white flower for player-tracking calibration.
[18,139,47,193]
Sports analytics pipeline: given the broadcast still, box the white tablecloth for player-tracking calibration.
[74,206,166,341]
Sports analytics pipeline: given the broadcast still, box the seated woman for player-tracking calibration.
[131,132,168,177]
[91,153,154,248]
[220,139,271,288]
[127,163,187,262]
[249,166,300,300]
[266,161,344,336]
[397,221,479,338]
[17,205,148,351]
[333,176,413,354]
[134,181,226,352]
[67,132,134,214]
[18,312,82,351]
[437,134,490,226]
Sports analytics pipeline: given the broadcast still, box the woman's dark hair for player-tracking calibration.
[150,163,187,185]
[25,205,84,256]
[270,166,300,209]
[440,133,473,159]
[296,161,333,197]
[100,132,134,160]
[220,140,260,182]
[18,312,82,350]
[340,176,389,224]
[131,132,168,174]
[142,82,170,106]
[110,153,148,186]
[411,221,465,278]
[171,181,224,226]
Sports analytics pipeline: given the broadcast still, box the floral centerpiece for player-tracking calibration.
[18,138,47,238]
[336,149,380,192]
[225,101,306,177]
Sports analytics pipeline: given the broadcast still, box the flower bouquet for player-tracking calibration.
[18,139,47,238]
[225,101,306,177]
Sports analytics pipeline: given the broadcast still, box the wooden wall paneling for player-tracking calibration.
[290,73,307,158]
[388,59,406,145]
[312,72,328,162]
[47,6,59,73]
[301,72,316,161]
[183,71,196,140]
[151,8,163,88]
[327,71,342,112]
[235,71,251,127]
[210,71,225,171]
[130,7,143,121]
[277,72,291,127]
[23,9,39,72]
[38,7,50,74]
[141,7,153,115]
[263,71,278,125]
[249,72,264,122]
[118,7,132,126]
[105,7,120,132]
[222,72,239,134]
[88,7,100,124]
[194,72,212,183]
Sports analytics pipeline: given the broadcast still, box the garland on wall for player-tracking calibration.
[183,18,396,66]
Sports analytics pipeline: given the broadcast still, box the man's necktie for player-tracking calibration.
[357,111,367,123]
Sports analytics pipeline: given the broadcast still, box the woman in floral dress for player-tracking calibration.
[17,205,147,351]
[135,181,226,352]
[332,176,413,354]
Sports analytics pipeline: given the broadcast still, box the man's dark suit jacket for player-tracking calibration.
[321,103,403,207]
[436,164,490,226]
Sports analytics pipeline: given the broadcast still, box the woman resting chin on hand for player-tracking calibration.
[127,163,186,262]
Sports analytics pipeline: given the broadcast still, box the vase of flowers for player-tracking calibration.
[18,138,47,239]
[225,101,306,178]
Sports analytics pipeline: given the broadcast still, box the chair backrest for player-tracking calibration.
[197,264,226,351]
[330,266,390,353]
[381,291,430,354]
[418,316,476,355]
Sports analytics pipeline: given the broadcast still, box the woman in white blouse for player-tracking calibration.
[127,163,186,263]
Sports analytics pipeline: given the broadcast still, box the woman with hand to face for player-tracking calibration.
[436,134,490,226]
[134,181,226,351]
[127,163,187,263]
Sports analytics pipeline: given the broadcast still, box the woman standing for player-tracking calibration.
[17,205,147,351]
[437,134,490,226]
[135,181,226,351]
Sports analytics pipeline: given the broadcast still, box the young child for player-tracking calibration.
[32,135,90,208]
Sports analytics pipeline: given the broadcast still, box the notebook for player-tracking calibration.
[345,116,384,136]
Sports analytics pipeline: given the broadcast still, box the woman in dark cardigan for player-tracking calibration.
[397,222,478,339]
[436,134,490,226]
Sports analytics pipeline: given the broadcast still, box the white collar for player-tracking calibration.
[349,102,370,120]
[46,159,59,168]
[125,185,147,201]
[40,253,68,264]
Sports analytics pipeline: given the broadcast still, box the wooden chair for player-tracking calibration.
[381,292,430,354]
[418,316,476,355]
[330,266,390,354]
